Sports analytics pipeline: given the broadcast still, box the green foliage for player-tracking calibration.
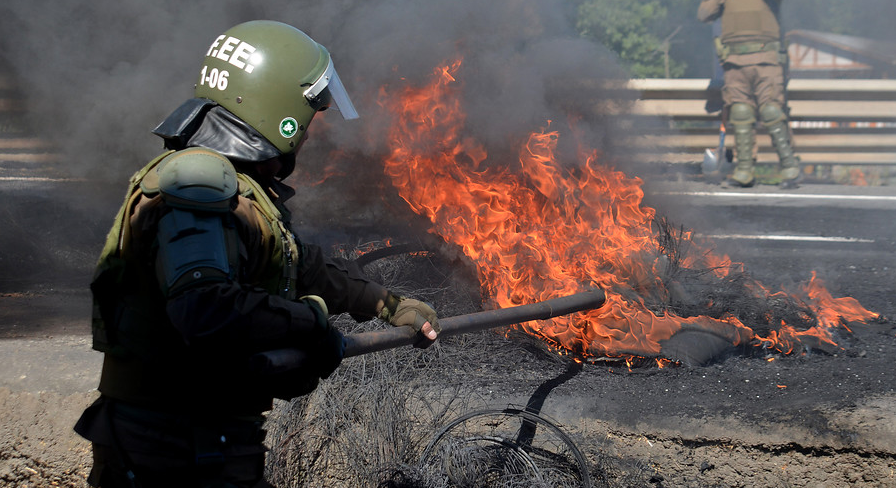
[572,0,895,79]
[575,0,689,78]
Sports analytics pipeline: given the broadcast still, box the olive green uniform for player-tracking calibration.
[698,0,799,186]
[75,150,389,487]
[74,21,440,488]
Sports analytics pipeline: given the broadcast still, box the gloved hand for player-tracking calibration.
[299,295,344,379]
[311,325,344,379]
[299,294,329,322]
[379,294,441,348]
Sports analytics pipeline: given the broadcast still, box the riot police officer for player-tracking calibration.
[698,0,800,188]
[75,20,439,488]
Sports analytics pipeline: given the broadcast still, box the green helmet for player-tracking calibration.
[194,20,358,155]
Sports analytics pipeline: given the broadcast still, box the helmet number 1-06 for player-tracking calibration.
[199,66,229,91]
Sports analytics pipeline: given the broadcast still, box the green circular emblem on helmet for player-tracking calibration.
[279,117,298,138]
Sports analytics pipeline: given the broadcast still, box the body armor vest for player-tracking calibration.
[235,173,300,301]
[91,152,299,356]
[720,0,781,45]
[91,151,306,412]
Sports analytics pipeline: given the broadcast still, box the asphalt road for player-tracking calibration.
[641,179,896,318]
[1,177,895,395]
[2,176,896,487]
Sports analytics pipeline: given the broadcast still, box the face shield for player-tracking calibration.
[303,57,359,120]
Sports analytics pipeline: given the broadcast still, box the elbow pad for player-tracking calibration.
[156,209,235,296]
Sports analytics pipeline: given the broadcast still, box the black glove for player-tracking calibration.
[299,295,344,379]
[264,372,319,401]
[310,325,345,379]
[705,80,724,114]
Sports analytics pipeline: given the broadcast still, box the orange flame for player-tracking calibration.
[849,168,868,186]
[378,59,878,360]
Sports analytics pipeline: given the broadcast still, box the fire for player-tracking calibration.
[849,168,868,186]
[377,59,878,361]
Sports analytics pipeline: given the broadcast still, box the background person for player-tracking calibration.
[698,0,800,188]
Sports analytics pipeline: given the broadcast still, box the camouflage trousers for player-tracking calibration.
[722,62,786,111]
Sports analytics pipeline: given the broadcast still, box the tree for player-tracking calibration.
[575,0,689,78]
[573,0,894,79]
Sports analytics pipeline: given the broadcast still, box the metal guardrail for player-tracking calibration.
[623,78,896,167]
[2,75,895,173]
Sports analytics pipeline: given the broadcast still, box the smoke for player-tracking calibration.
[2,2,223,177]
[293,0,633,240]
[269,0,632,177]
[5,0,890,279]
[2,0,893,191]
[782,0,896,41]
[0,0,629,224]
[0,1,259,285]
[0,0,644,286]
[0,0,626,170]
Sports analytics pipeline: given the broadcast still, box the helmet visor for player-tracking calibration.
[303,58,359,120]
